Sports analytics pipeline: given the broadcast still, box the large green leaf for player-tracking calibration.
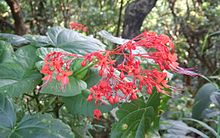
[97,30,128,45]
[160,120,209,138]
[24,34,51,47]
[46,26,64,46]
[0,70,42,97]
[62,89,113,117]
[0,93,16,129]
[192,83,218,119]
[58,41,104,55]
[0,44,42,97]
[47,27,105,47]
[10,114,74,138]
[110,92,160,138]
[183,118,218,137]
[14,45,40,70]
[0,33,29,47]
[40,77,87,97]
[0,94,74,138]
[47,27,106,55]
[0,41,14,63]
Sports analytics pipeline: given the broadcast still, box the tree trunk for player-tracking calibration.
[5,0,27,35]
[122,0,157,39]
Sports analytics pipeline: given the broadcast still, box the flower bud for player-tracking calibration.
[130,93,138,100]
[120,72,125,79]
[81,59,87,67]
[109,97,114,104]
[99,69,104,76]
[147,86,152,94]
[87,94,93,102]
[114,96,119,103]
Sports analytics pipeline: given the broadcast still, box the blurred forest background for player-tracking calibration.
[0,0,220,137]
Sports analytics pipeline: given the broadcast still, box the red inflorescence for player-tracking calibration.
[81,31,199,119]
[40,51,78,89]
[69,21,88,32]
[41,31,199,119]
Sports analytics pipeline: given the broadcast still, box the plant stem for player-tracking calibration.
[54,96,63,118]
[74,61,96,76]
[116,0,123,37]
[26,98,32,115]
[24,93,34,98]
[33,91,41,111]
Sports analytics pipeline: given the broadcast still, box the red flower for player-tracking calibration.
[40,51,78,89]
[58,71,73,88]
[40,30,199,120]
[69,22,88,32]
[93,109,102,120]
[82,31,199,106]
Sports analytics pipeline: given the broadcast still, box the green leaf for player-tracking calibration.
[159,94,170,113]
[160,120,209,138]
[0,40,14,63]
[0,70,42,97]
[46,26,64,46]
[84,68,101,88]
[40,77,87,97]
[24,34,51,47]
[62,89,113,117]
[48,27,105,47]
[10,114,74,138]
[135,107,154,138]
[0,93,16,129]
[58,41,104,55]
[192,83,218,119]
[14,45,40,70]
[0,45,42,97]
[110,92,160,138]
[97,30,128,45]
[146,90,160,110]
[209,30,220,37]
[160,120,189,136]
[0,94,75,138]
[183,118,218,137]
[47,27,106,55]
[0,33,29,47]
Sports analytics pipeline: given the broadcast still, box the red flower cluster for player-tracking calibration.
[69,21,88,32]
[82,31,199,110]
[40,51,78,89]
[40,31,199,120]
